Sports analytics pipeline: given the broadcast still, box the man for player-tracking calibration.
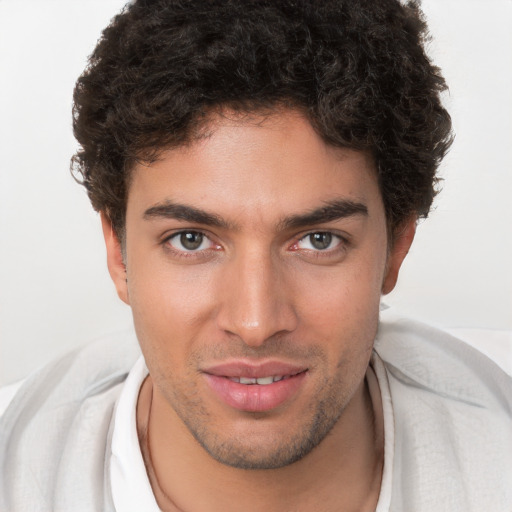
[1,0,510,511]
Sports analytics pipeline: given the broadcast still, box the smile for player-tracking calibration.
[203,365,308,412]
[228,374,297,385]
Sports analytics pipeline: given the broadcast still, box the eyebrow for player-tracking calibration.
[143,198,368,231]
[144,201,233,229]
[278,199,368,230]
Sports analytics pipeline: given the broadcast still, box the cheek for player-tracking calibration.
[295,249,386,322]
[126,257,219,370]
[292,248,386,362]
[299,282,380,361]
[129,248,216,316]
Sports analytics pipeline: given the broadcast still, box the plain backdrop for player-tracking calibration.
[1,0,511,386]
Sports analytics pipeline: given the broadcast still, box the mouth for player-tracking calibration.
[226,372,304,385]
[202,362,308,412]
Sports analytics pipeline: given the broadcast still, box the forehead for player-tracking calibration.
[126,110,383,226]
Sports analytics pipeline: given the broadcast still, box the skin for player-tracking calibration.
[103,109,415,511]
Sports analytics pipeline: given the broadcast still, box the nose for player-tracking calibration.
[216,248,298,347]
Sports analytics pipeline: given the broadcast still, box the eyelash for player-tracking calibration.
[290,231,349,259]
[161,229,350,260]
[162,230,220,260]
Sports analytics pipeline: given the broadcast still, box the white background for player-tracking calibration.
[0,0,511,386]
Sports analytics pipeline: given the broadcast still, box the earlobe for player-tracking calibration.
[381,217,417,295]
[101,213,130,305]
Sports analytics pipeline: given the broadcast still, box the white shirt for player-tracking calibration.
[110,356,161,511]
[1,312,511,511]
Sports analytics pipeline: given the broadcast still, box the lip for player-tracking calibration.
[202,360,308,413]
[203,360,307,379]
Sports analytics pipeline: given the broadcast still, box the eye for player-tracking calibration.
[296,232,342,251]
[167,231,213,252]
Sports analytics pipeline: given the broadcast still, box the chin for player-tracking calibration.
[179,394,347,470]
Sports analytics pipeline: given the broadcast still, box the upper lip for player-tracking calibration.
[202,360,308,379]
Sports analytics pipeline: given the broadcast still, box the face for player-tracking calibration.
[104,110,413,469]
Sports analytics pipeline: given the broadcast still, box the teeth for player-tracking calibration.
[256,376,274,385]
[232,376,285,385]
[239,377,257,384]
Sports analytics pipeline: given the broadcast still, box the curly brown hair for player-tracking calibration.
[71,0,453,242]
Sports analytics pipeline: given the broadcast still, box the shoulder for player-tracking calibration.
[0,329,141,510]
[375,310,512,511]
[375,309,512,410]
[1,328,141,424]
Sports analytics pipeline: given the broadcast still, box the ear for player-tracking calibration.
[381,217,417,295]
[101,212,130,305]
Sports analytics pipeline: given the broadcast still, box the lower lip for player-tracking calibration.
[204,372,307,412]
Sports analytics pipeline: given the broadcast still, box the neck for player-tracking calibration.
[137,366,384,512]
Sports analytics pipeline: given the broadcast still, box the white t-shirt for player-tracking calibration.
[108,353,395,512]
